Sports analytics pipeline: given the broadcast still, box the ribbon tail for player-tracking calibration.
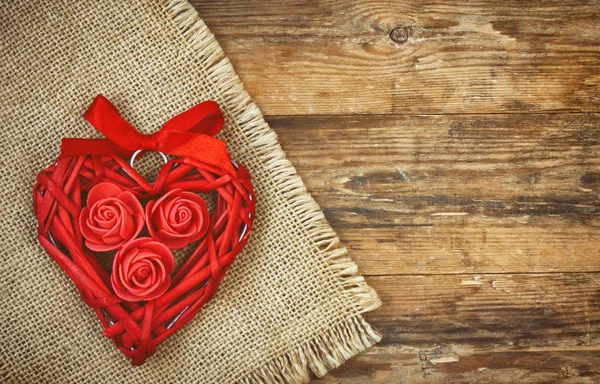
[157,131,235,176]
[160,100,224,137]
[60,138,133,159]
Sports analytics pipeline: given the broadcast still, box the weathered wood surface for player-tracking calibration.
[270,114,600,382]
[314,274,600,383]
[193,0,600,382]
[270,113,600,276]
[194,0,600,115]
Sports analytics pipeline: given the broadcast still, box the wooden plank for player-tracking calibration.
[367,273,600,346]
[269,113,600,275]
[315,346,600,383]
[316,273,600,382]
[193,0,600,115]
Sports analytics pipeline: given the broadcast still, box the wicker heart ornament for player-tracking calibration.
[33,95,256,365]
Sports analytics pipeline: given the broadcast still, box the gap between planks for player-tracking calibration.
[265,111,600,119]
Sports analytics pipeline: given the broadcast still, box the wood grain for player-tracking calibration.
[190,1,600,382]
[270,113,600,275]
[316,273,600,382]
[194,0,600,115]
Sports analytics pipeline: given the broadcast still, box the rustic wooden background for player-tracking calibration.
[192,1,600,382]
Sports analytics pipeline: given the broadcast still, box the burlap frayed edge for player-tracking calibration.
[163,1,382,382]
[240,316,381,383]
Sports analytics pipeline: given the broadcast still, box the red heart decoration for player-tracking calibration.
[33,97,256,365]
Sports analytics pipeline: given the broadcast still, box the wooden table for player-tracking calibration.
[193,1,600,382]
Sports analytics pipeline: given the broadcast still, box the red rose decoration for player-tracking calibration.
[79,182,145,252]
[111,237,175,302]
[146,189,210,249]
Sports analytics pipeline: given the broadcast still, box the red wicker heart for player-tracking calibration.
[33,96,256,365]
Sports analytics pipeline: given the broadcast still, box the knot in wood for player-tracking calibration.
[389,26,409,44]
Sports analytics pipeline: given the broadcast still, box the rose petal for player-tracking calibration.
[86,239,121,252]
[130,250,158,267]
[156,228,189,240]
[140,240,170,257]
[143,275,171,301]
[168,201,186,222]
[190,221,209,243]
[120,246,140,278]
[169,204,192,232]
[179,191,207,206]
[146,220,161,244]
[176,205,191,223]
[142,262,163,292]
[87,182,123,207]
[126,263,161,296]
[97,203,124,239]
[169,218,191,233]
[157,202,172,232]
[131,264,154,289]
[100,234,125,246]
[181,193,209,235]
[80,208,104,243]
[141,242,174,273]
[163,197,179,219]
[97,205,118,223]
[117,191,144,217]
[132,213,145,238]
[86,222,107,239]
[118,204,135,239]
[111,275,141,302]
[94,213,117,229]
[151,189,182,216]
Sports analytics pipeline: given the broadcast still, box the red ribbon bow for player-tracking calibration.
[60,95,235,176]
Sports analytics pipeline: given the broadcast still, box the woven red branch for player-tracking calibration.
[33,153,255,365]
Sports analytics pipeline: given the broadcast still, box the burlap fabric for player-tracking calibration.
[0,1,381,382]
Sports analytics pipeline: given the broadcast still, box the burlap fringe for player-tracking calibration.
[163,1,382,382]
[240,316,381,383]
